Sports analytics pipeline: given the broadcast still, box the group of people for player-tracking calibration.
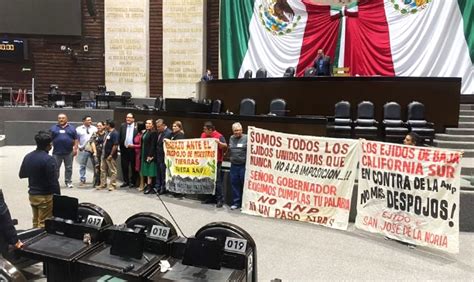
[17,113,249,229]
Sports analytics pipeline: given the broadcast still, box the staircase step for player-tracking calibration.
[459,116,474,122]
[462,167,474,175]
[461,110,474,116]
[433,140,474,149]
[459,122,474,128]
[435,134,474,142]
[460,149,474,158]
[460,104,474,110]
[445,128,474,135]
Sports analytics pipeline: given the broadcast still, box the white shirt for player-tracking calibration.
[124,123,135,147]
[76,125,97,149]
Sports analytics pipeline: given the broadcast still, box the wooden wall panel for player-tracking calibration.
[149,0,163,97]
[206,0,220,79]
[0,0,105,105]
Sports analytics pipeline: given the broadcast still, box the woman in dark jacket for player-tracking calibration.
[141,119,158,194]
[170,121,185,140]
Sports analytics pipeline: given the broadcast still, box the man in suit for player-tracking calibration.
[313,49,331,76]
[119,113,138,188]
[155,119,172,194]
[201,69,214,81]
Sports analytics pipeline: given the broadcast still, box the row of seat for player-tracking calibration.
[330,101,435,144]
[211,97,288,117]
[241,66,333,78]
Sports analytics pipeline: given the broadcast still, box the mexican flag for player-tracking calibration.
[220,0,473,94]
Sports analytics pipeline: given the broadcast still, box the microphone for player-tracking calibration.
[122,263,135,273]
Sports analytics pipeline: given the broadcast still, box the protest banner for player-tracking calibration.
[164,138,218,194]
[355,140,461,253]
[241,127,359,230]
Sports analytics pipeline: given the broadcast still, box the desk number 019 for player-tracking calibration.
[224,237,247,254]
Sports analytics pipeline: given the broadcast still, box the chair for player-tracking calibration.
[211,99,222,114]
[283,67,295,77]
[256,68,267,78]
[77,202,114,228]
[304,67,316,77]
[244,70,253,79]
[407,101,435,144]
[105,91,116,96]
[240,98,256,116]
[383,102,408,143]
[154,96,164,110]
[79,91,95,108]
[354,101,378,140]
[332,101,352,138]
[125,212,178,241]
[269,98,287,116]
[195,222,257,282]
[121,91,133,107]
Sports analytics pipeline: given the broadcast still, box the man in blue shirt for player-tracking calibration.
[19,131,60,228]
[50,113,78,188]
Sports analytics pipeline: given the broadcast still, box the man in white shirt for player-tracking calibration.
[76,115,97,185]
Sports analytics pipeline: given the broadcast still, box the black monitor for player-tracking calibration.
[110,229,145,260]
[182,237,223,270]
[52,195,79,221]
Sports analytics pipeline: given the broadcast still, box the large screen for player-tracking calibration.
[0,39,28,62]
[0,0,82,36]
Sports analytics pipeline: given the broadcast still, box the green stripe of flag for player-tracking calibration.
[458,0,474,63]
[220,0,255,79]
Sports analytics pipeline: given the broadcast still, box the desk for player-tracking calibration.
[48,93,81,107]
[114,108,327,139]
[0,87,12,106]
[148,259,246,281]
[198,76,461,132]
[76,243,163,281]
[96,95,128,109]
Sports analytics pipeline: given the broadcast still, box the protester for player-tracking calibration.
[201,121,227,208]
[228,122,247,210]
[141,119,158,194]
[99,120,119,191]
[127,121,146,191]
[155,119,172,195]
[170,121,185,140]
[90,121,106,187]
[0,189,23,249]
[119,113,138,188]
[50,113,78,188]
[19,131,60,228]
[76,115,97,186]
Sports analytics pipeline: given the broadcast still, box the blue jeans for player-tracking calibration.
[230,164,246,207]
[53,153,73,184]
[78,150,95,182]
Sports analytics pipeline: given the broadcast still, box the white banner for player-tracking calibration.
[104,0,149,98]
[164,138,217,194]
[356,140,461,253]
[242,127,359,230]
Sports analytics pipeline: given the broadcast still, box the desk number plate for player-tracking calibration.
[150,225,170,241]
[224,237,247,254]
[85,215,104,228]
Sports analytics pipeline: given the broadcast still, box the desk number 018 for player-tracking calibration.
[224,237,247,254]
[150,225,170,241]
